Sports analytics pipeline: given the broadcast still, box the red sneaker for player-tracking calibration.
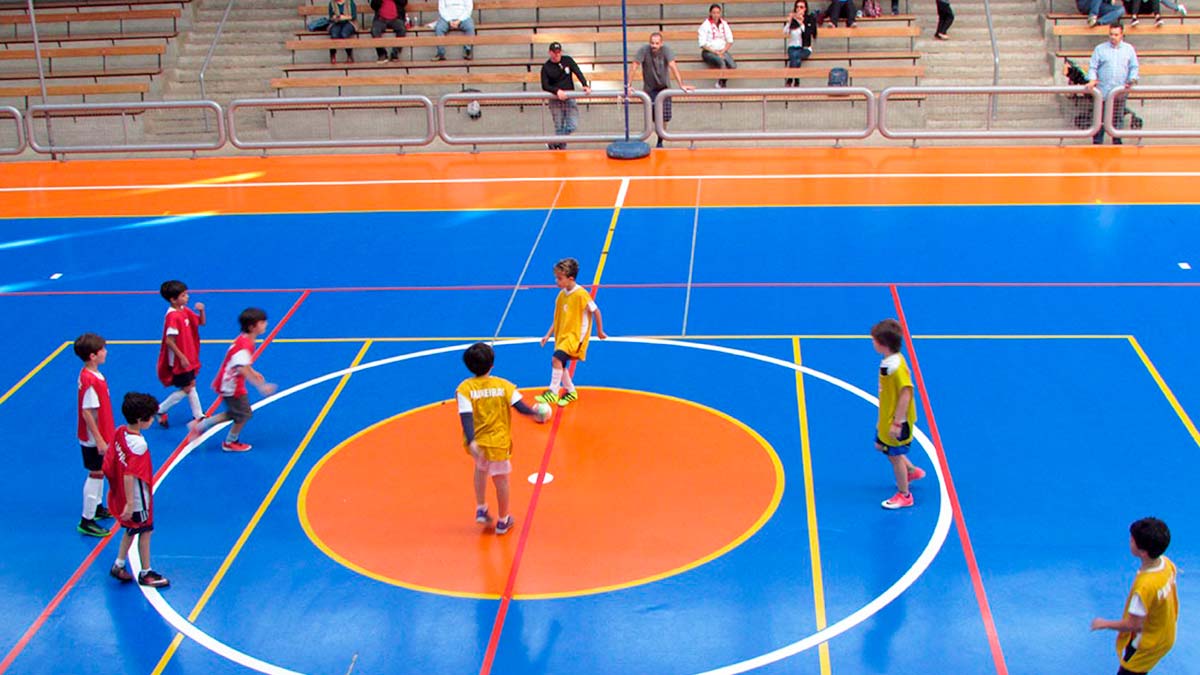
[222,440,252,452]
[881,491,914,510]
[907,467,926,483]
[157,413,169,428]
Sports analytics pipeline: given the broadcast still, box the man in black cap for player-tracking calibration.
[540,41,591,150]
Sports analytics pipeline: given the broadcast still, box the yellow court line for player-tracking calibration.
[150,340,373,675]
[792,338,832,675]
[104,334,1133,346]
[591,177,628,289]
[1127,336,1200,448]
[0,341,71,408]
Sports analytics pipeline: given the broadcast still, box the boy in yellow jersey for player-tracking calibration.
[1092,517,1179,675]
[536,257,607,408]
[457,342,545,535]
[871,319,926,510]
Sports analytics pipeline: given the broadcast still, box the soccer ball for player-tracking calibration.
[533,401,552,423]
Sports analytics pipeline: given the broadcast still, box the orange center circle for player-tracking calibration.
[299,387,783,599]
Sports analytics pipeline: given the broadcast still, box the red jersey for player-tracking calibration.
[103,426,155,529]
[212,333,255,397]
[77,368,114,447]
[156,306,202,386]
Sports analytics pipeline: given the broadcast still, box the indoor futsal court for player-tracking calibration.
[0,146,1196,675]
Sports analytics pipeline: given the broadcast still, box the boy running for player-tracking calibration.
[189,308,276,452]
[536,258,606,408]
[155,280,206,428]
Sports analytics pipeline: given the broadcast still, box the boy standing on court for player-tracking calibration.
[75,333,115,537]
[457,342,545,535]
[188,308,276,452]
[870,319,925,510]
[1092,517,1178,675]
[155,280,207,428]
[106,392,169,587]
[537,257,606,408]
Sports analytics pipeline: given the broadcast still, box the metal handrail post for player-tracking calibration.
[200,0,238,131]
[26,0,55,159]
[981,0,1002,119]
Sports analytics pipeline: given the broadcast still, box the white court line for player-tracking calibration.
[128,336,950,675]
[492,180,565,340]
[5,171,1200,193]
[681,178,702,336]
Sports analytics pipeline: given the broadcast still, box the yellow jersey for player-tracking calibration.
[455,375,521,461]
[1118,556,1178,672]
[877,353,918,446]
[552,284,598,360]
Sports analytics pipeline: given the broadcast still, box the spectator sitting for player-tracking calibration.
[328,0,357,64]
[432,0,476,61]
[1078,0,1125,26]
[1161,0,1187,15]
[783,0,818,86]
[1123,0,1163,25]
[698,3,736,88]
[540,41,590,150]
[369,0,406,63]
[824,0,857,26]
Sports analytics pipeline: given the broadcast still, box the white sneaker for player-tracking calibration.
[1179,3,1188,15]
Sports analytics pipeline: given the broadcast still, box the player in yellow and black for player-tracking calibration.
[537,257,607,408]
[1092,517,1179,675]
[457,342,542,535]
[871,319,926,510]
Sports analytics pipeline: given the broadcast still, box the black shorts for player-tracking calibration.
[1117,643,1146,675]
[81,444,102,472]
[552,350,574,368]
[223,394,253,424]
[171,370,197,388]
[124,522,154,536]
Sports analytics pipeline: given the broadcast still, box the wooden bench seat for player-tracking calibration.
[0,0,189,11]
[1045,11,1195,24]
[0,80,148,106]
[1069,60,1200,75]
[0,30,176,45]
[1052,22,1200,49]
[1057,48,1200,61]
[0,44,166,69]
[271,65,924,94]
[0,8,180,28]
[0,65,160,80]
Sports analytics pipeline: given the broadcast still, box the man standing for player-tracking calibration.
[540,41,591,150]
[1084,23,1138,144]
[698,4,736,88]
[628,32,694,148]
[432,0,475,61]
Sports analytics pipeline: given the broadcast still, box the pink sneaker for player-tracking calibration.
[881,491,914,509]
[222,440,252,452]
[907,467,927,483]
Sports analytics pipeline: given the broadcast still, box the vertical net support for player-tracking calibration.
[606,0,651,159]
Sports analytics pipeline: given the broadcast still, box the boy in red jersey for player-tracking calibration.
[105,392,169,587]
[75,333,115,537]
[155,280,207,428]
[188,308,276,452]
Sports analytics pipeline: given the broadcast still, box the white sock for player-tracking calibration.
[560,368,576,393]
[549,367,563,393]
[157,389,187,414]
[187,389,204,418]
[82,476,103,519]
[114,558,126,567]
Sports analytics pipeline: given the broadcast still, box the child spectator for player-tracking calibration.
[75,333,115,537]
[155,280,206,429]
[188,308,277,452]
[698,4,737,88]
[105,392,169,588]
[783,0,818,86]
[457,342,544,535]
[1091,517,1178,674]
[870,319,925,509]
[537,257,606,408]
[328,0,358,64]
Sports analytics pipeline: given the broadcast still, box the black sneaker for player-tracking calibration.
[138,570,170,588]
[110,563,133,583]
[77,518,108,537]
[495,515,515,535]
[475,506,491,524]
[94,505,113,520]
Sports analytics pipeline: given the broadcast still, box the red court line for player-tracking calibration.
[889,285,1009,675]
[6,280,1200,298]
[0,290,310,675]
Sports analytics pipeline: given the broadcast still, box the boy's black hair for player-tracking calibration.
[73,333,107,362]
[160,280,188,302]
[870,319,904,353]
[1131,517,1171,559]
[463,342,495,377]
[239,307,268,332]
[554,257,580,280]
[121,392,160,424]
[708,2,721,11]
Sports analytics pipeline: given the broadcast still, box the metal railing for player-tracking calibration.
[436,91,653,148]
[981,0,1002,117]
[26,100,226,154]
[1107,86,1200,140]
[200,0,237,104]
[227,96,437,150]
[0,106,25,155]
[878,85,1103,140]
[654,87,877,146]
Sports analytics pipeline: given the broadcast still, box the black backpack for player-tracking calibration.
[827,67,848,87]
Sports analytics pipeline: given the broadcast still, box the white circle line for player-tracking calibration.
[131,336,950,675]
